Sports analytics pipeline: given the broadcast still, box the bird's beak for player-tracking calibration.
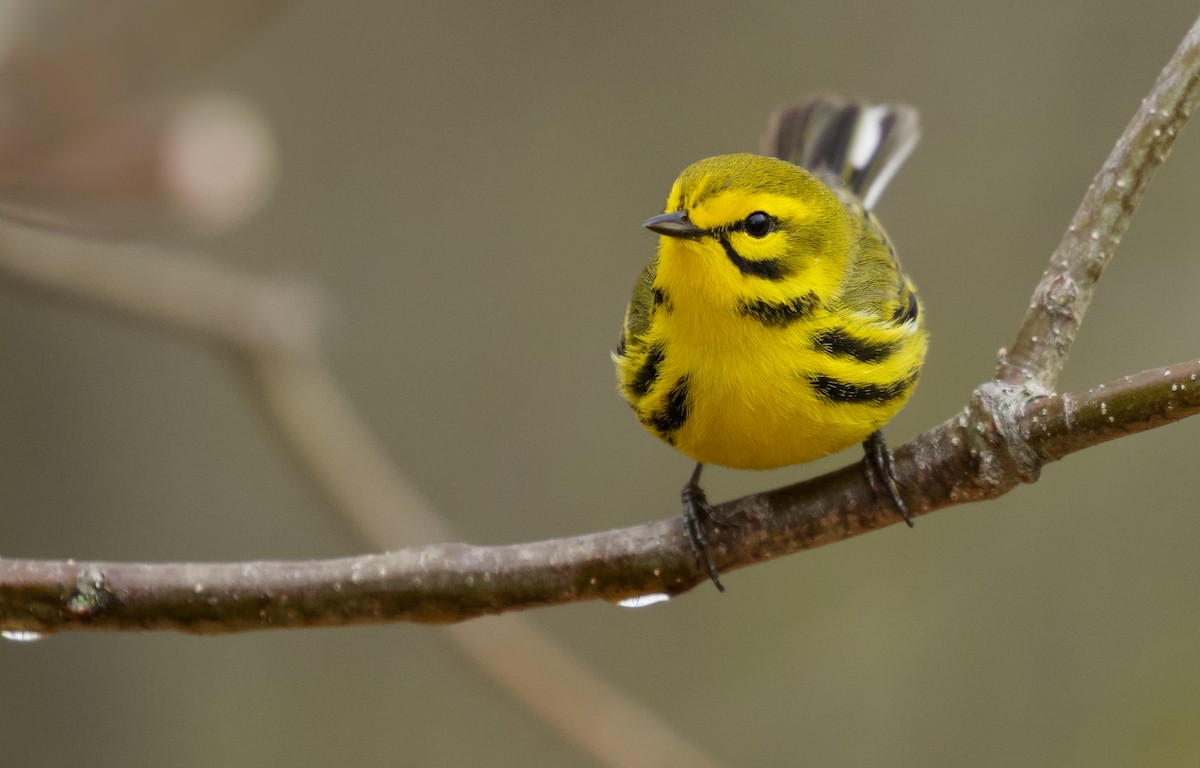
[643,210,704,241]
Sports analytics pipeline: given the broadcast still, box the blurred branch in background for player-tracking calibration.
[0,4,722,767]
[0,230,719,768]
[0,0,288,234]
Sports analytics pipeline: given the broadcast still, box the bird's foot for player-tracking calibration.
[681,464,728,591]
[862,430,913,527]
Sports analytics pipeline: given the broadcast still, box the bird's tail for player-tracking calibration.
[760,93,920,210]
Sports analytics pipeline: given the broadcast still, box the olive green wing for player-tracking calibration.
[619,256,658,353]
[836,200,918,325]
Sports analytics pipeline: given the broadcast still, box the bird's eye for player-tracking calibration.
[743,211,772,238]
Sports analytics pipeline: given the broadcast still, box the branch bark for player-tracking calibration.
[1,16,1199,640]
[3,359,1199,633]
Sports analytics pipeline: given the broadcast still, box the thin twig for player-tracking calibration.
[997,15,1200,390]
[0,227,320,353]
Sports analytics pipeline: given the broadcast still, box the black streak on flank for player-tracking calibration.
[653,286,673,314]
[809,373,916,404]
[892,289,919,324]
[738,292,819,328]
[718,236,790,281]
[648,375,691,435]
[812,328,898,364]
[615,333,627,357]
[628,344,664,398]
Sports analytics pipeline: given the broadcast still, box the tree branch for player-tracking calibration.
[2,357,1198,633]
[1,17,1198,646]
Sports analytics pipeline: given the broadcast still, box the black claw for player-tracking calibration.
[862,430,913,527]
[681,463,725,591]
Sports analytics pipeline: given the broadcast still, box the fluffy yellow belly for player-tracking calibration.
[666,362,894,469]
[619,297,926,472]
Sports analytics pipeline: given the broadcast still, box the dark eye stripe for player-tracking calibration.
[718,236,791,281]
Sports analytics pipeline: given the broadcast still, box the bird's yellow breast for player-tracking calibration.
[622,242,922,469]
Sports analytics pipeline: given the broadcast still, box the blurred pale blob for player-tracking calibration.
[163,94,278,235]
[0,0,292,236]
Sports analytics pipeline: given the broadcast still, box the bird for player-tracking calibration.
[614,94,927,590]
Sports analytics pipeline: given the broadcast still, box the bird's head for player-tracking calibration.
[645,153,849,302]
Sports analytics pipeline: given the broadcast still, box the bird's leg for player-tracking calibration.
[681,462,726,591]
[861,430,913,527]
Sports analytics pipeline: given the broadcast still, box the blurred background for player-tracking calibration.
[3,1,1200,766]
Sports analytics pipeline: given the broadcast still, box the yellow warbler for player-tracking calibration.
[614,94,927,589]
